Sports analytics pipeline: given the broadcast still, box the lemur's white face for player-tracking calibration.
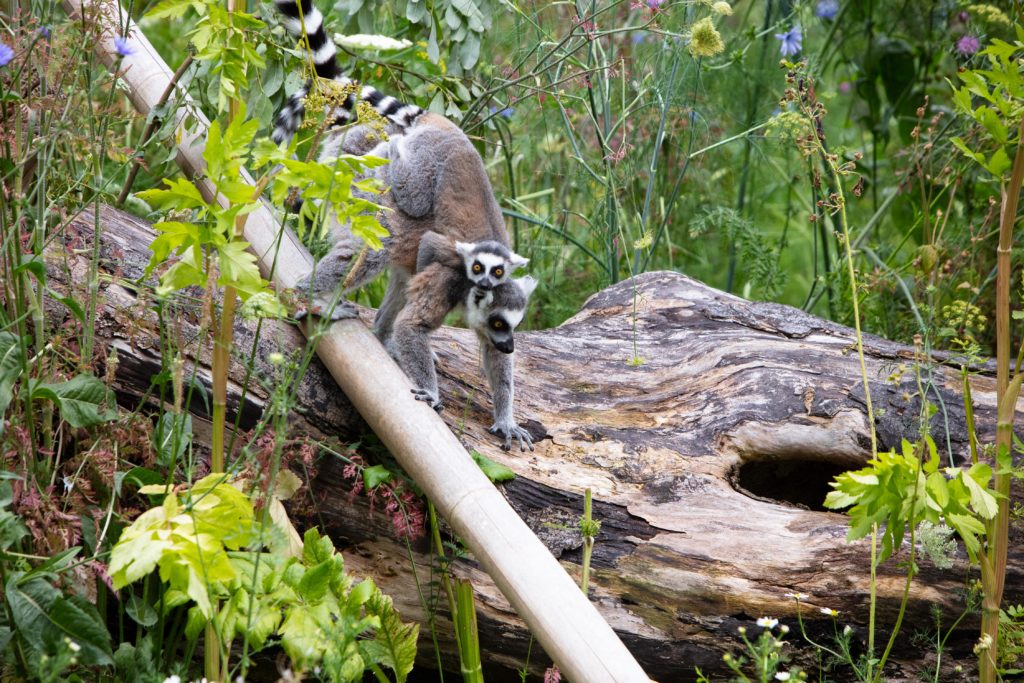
[466,251,510,290]
[465,276,537,355]
[455,241,529,291]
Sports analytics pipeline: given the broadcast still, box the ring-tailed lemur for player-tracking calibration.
[273,0,537,450]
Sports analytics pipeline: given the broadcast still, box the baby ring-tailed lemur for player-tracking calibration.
[272,0,537,450]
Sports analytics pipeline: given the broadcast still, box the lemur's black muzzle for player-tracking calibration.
[493,338,514,354]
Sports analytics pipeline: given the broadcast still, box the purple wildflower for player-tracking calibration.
[815,0,839,20]
[956,34,980,56]
[38,26,51,39]
[631,31,646,45]
[0,44,13,68]
[114,36,135,57]
[489,105,514,119]
[646,0,663,9]
[775,26,802,57]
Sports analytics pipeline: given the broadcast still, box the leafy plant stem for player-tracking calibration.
[980,116,1024,683]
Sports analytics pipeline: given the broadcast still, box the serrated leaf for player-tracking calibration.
[298,559,333,604]
[137,177,206,211]
[470,450,515,482]
[361,589,418,683]
[962,465,999,519]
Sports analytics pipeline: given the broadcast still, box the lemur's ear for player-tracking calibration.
[515,275,538,299]
[455,241,473,258]
[509,251,529,270]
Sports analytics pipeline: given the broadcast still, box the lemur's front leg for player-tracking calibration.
[480,336,533,452]
[388,263,462,412]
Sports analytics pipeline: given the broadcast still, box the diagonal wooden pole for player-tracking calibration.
[62,2,653,680]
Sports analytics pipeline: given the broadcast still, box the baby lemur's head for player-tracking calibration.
[455,240,528,291]
[465,276,538,354]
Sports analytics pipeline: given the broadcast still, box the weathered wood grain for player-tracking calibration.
[56,206,1022,682]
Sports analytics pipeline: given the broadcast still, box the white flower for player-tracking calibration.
[756,616,779,629]
[67,639,81,652]
[784,592,808,601]
[333,33,413,52]
[820,607,840,617]
[779,624,790,634]
[843,624,853,636]
[162,677,181,683]
[775,673,791,681]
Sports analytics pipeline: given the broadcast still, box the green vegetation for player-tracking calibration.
[0,0,1023,680]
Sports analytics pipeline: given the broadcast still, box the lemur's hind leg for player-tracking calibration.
[373,268,410,345]
[387,263,464,411]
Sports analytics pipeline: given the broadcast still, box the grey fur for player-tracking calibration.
[292,117,537,450]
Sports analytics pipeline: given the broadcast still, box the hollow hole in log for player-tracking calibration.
[735,458,849,511]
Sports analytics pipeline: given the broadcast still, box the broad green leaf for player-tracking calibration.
[5,574,60,653]
[137,177,206,211]
[45,595,114,666]
[984,146,1012,177]
[30,374,116,429]
[962,464,999,519]
[298,559,333,604]
[109,527,171,588]
[362,465,392,490]
[470,450,516,482]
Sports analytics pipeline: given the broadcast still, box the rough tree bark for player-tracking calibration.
[55,206,1022,682]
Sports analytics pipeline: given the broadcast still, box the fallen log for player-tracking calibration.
[58,206,1022,682]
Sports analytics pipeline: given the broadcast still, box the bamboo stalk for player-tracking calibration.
[60,3,651,680]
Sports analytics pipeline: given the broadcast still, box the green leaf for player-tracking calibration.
[137,177,206,211]
[6,574,60,653]
[126,593,158,627]
[14,258,46,283]
[962,464,999,519]
[45,595,114,666]
[109,525,171,589]
[298,560,333,604]
[154,411,192,469]
[984,146,1012,177]
[361,589,418,683]
[470,450,516,482]
[302,527,336,567]
[362,465,392,490]
[30,374,116,429]
[0,332,25,431]
[217,240,265,295]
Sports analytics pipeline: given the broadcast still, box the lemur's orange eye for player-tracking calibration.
[494,268,504,278]
[473,263,483,273]
[493,320,504,329]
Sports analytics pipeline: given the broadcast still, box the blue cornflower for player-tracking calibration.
[489,105,514,119]
[775,25,802,57]
[114,36,135,57]
[0,44,13,68]
[815,0,839,20]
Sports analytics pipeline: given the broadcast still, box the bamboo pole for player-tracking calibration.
[62,3,652,680]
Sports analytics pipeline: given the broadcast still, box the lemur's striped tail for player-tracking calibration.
[271,0,425,144]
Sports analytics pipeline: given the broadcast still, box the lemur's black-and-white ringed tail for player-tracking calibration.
[271,0,425,144]
[274,0,538,451]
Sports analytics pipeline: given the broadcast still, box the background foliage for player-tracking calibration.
[0,0,1022,680]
